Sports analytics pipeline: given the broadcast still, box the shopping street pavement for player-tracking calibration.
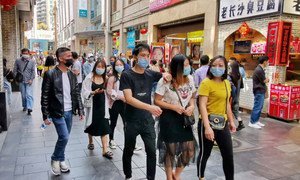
[1,78,300,180]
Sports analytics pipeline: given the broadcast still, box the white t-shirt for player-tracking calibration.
[155,75,196,108]
[62,72,72,111]
[72,60,82,83]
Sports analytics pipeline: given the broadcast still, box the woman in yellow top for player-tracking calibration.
[42,56,56,77]
[197,55,236,180]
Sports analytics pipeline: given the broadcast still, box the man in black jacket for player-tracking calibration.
[249,55,269,129]
[41,47,84,176]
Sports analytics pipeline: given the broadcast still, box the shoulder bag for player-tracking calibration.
[208,81,228,130]
[174,89,195,128]
[15,60,29,83]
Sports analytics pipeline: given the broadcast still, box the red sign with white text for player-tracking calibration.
[266,22,280,66]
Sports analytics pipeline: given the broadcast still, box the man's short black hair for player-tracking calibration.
[229,57,237,61]
[56,47,71,60]
[21,48,30,54]
[258,55,269,64]
[132,43,150,56]
[200,55,209,65]
[72,52,79,59]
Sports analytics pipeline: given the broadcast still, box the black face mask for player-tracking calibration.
[64,59,74,67]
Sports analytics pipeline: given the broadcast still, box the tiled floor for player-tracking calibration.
[1,79,300,180]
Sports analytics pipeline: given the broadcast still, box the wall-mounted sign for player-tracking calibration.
[219,0,281,22]
[283,0,300,15]
[78,0,88,18]
[150,0,186,13]
[251,42,266,54]
[266,21,292,66]
[127,30,136,49]
[17,0,30,11]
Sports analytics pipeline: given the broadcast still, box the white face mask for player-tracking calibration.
[22,54,30,59]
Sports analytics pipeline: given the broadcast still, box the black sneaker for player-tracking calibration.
[27,109,32,115]
[237,123,245,131]
[23,108,27,111]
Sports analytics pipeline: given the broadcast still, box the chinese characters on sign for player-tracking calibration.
[78,0,88,18]
[283,0,300,15]
[219,0,281,22]
[266,21,292,66]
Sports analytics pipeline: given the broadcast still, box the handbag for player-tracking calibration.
[208,81,228,130]
[174,89,195,128]
[15,60,29,83]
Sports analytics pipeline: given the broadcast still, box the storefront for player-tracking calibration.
[148,0,219,67]
[218,0,300,120]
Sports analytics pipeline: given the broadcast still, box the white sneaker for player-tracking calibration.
[257,122,265,127]
[109,140,117,149]
[60,161,70,173]
[248,122,261,129]
[134,145,142,151]
[51,160,61,176]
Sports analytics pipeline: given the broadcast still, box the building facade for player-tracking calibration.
[104,0,150,58]
[56,0,105,55]
[148,0,219,67]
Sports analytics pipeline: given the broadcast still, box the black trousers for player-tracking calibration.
[197,120,234,180]
[109,100,125,140]
[123,119,156,180]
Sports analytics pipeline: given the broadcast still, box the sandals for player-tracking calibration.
[102,151,113,159]
[87,144,94,150]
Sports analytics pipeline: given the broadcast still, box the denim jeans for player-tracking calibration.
[51,111,73,161]
[250,93,265,124]
[4,79,12,106]
[232,79,241,120]
[19,82,34,109]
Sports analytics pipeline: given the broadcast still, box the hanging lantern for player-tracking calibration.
[115,32,120,36]
[238,22,250,38]
[113,37,117,41]
[0,0,18,11]
[140,28,148,35]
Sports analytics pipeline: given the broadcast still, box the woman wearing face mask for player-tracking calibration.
[81,60,113,159]
[197,56,236,180]
[106,59,126,149]
[154,54,196,180]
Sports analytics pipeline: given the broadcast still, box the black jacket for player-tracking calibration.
[41,66,84,120]
[252,65,266,94]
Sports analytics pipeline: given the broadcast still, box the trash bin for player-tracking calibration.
[0,92,8,131]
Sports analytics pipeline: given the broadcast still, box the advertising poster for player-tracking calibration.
[151,43,165,64]
[170,44,181,60]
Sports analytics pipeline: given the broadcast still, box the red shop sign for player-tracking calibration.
[266,21,292,66]
[278,22,292,65]
[266,22,280,66]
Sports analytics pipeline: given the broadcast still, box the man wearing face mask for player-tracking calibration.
[120,44,170,180]
[120,53,131,71]
[249,55,269,129]
[41,47,84,175]
[13,48,36,115]
[83,53,95,79]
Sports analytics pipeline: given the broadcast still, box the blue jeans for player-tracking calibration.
[4,79,12,106]
[19,82,34,109]
[250,93,265,124]
[51,111,73,161]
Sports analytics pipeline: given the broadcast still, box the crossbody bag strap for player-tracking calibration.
[224,80,228,115]
[174,88,184,107]
[22,60,29,72]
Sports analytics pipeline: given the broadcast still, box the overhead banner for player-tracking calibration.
[127,31,136,49]
[219,0,281,22]
[78,0,88,18]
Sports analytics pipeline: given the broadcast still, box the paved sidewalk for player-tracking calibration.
[1,78,300,180]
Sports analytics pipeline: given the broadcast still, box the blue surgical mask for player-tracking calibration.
[121,57,127,63]
[115,65,124,74]
[96,68,105,75]
[210,67,225,77]
[137,58,149,69]
[183,66,191,76]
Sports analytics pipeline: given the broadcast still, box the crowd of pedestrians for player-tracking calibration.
[1,43,270,180]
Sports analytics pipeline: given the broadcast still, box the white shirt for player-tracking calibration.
[156,75,196,108]
[72,60,83,83]
[62,72,72,111]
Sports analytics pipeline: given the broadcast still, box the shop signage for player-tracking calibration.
[127,31,136,49]
[266,21,292,66]
[17,0,30,11]
[283,0,300,15]
[251,42,266,54]
[219,0,281,22]
[150,0,186,12]
[78,0,88,18]
[187,31,204,43]
[278,22,292,65]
